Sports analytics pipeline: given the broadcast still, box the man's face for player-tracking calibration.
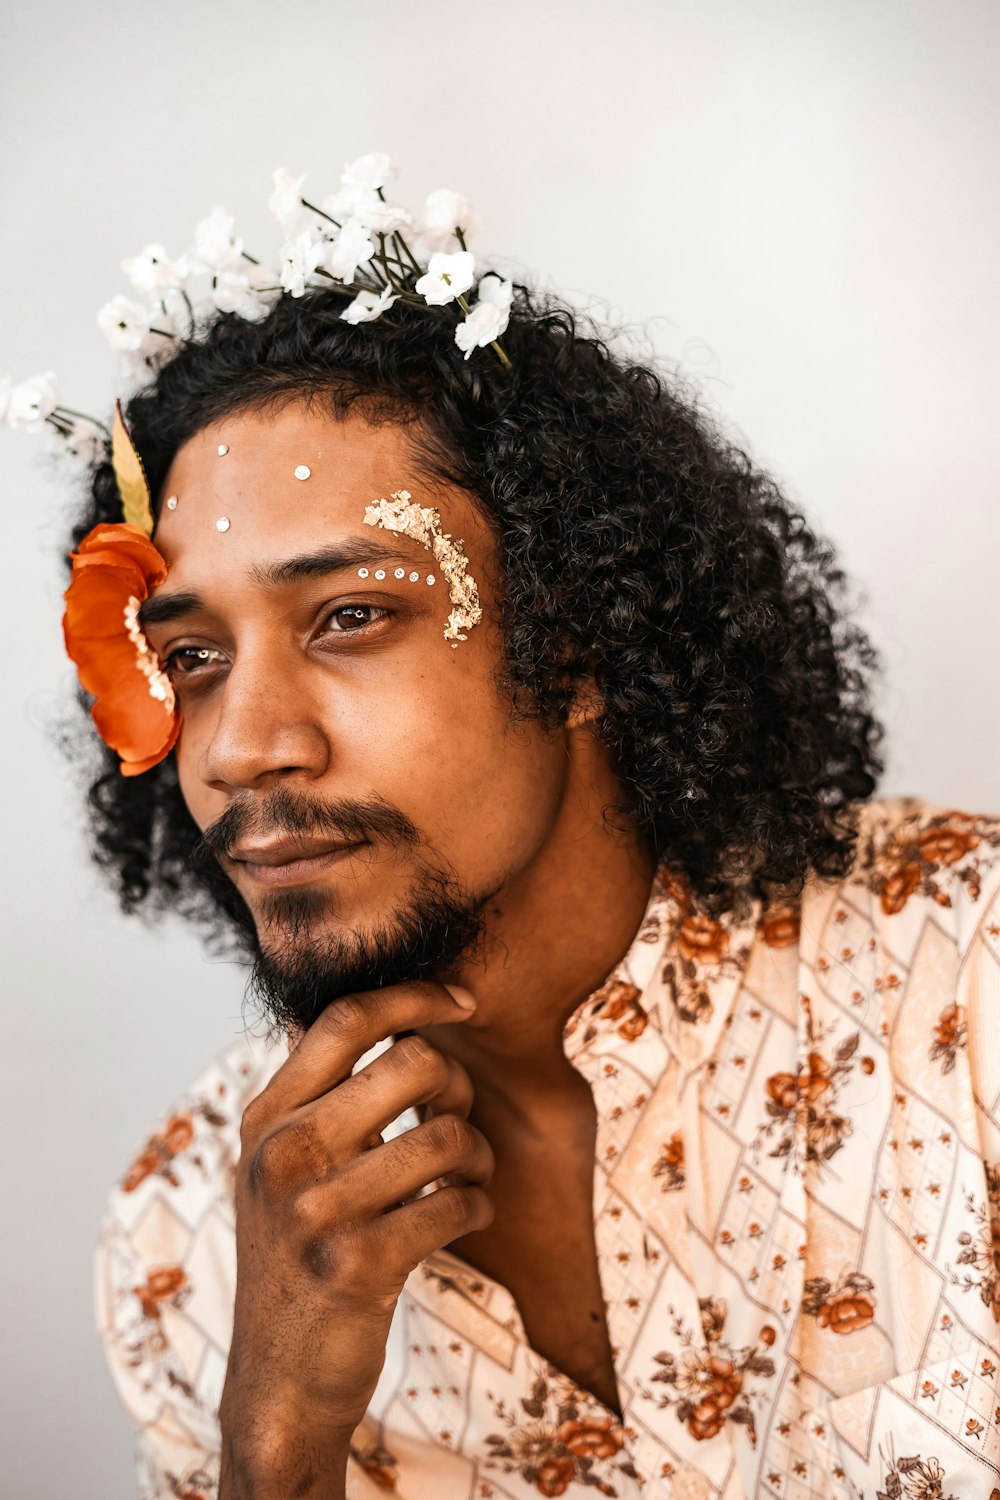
[144,399,571,1032]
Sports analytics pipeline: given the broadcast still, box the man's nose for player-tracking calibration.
[200,654,331,791]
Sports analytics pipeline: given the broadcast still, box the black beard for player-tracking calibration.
[190,786,494,1038]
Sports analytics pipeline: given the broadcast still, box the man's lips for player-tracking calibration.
[229,836,368,886]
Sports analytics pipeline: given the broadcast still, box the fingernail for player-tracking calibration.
[444,984,477,1011]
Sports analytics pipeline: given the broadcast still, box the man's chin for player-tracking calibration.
[243,871,494,1037]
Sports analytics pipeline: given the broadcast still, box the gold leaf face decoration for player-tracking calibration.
[111,400,154,537]
[363,490,483,644]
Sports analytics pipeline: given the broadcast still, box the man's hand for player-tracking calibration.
[218,981,493,1498]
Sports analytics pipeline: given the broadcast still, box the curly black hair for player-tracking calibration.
[69,280,885,943]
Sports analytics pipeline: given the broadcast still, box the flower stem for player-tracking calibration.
[301,196,340,228]
[53,406,112,436]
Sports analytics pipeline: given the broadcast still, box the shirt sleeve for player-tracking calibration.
[94,1029,415,1499]
[94,1032,282,1499]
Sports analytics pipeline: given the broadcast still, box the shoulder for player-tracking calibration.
[820,793,1000,948]
[110,1026,288,1210]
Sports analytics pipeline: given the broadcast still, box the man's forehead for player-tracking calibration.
[154,401,473,572]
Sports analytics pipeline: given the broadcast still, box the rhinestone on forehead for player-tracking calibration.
[294,465,311,480]
[217,443,229,456]
[216,517,230,532]
[165,496,178,510]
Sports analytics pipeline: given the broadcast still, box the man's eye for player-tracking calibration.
[164,646,226,678]
[324,604,387,633]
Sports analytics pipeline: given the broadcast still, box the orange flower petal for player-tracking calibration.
[63,522,180,775]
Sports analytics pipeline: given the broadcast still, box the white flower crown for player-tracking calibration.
[2,152,513,465]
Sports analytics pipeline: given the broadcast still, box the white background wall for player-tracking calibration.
[2,2,997,1493]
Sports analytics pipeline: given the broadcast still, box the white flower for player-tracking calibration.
[454,301,505,359]
[211,268,274,321]
[6,371,57,429]
[278,231,327,297]
[188,206,243,274]
[414,249,475,306]
[477,273,513,317]
[269,168,307,233]
[63,417,108,465]
[341,152,394,192]
[418,189,482,252]
[98,294,156,352]
[341,285,398,324]
[322,183,411,234]
[121,243,186,294]
[322,218,375,283]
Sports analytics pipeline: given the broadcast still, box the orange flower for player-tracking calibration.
[880,861,921,916]
[558,1417,624,1460]
[817,1293,874,1334]
[677,913,729,966]
[63,522,180,776]
[762,906,800,948]
[918,821,979,866]
[133,1265,187,1320]
[661,1132,685,1170]
[534,1455,576,1496]
[933,1004,966,1051]
[767,1072,799,1113]
[163,1112,195,1154]
[798,1052,831,1105]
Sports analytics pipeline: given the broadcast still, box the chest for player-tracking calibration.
[445,1110,621,1419]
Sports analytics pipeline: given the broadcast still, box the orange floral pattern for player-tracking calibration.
[635,1297,775,1449]
[930,1003,967,1075]
[63,522,180,775]
[951,1162,1000,1323]
[861,807,1000,917]
[483,1371,634,1496]
[652,1131,686,1192]
[121,1104,224,1193]
[754,1027,860,1172]
[802,1269,876,1334]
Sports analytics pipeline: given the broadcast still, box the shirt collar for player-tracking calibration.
[561,863,763,1077]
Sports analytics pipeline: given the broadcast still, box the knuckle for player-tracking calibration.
[247,1123,318,1197]
[425,1112,475,1159]
[239,1092,270,1148]
[317,995,371,1040]
[427,1182,493,1230]
[303,1226,364,1288]
[393,1034,446,1084]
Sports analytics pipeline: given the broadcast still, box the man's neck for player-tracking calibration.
[415,732,657,1111]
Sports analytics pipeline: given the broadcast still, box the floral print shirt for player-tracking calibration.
[96,796,1000,1500]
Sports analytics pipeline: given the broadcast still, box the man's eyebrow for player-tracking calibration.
[137,591,203,631]
[252,539,414,588]
[136,540,421,632]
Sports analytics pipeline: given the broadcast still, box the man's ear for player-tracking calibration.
[566,678,605,731]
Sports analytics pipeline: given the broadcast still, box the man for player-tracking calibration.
[68,267,1000,1500]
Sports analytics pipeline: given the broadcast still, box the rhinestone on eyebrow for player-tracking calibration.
[216,517,231,532]
[394,568,405,579]
[217,444,229,456]
[165,496,178,510]
[357,567,369,578]
[408,571,419,582]
[294,465,311,480]
[374,569,386,580]
[426,574,436,585]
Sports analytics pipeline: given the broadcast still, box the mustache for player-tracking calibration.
[190,786,421,873]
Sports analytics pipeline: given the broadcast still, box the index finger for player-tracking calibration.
[254,980,478,1118]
